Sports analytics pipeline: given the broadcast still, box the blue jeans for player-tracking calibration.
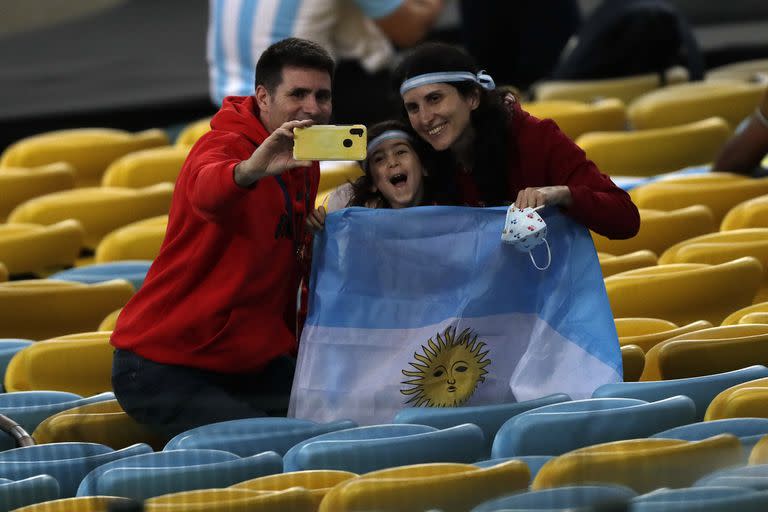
[112,349,296,439]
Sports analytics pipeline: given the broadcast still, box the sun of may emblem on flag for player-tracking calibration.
[400,326,491,407]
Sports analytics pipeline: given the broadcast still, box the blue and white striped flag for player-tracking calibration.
[289,206,622,425]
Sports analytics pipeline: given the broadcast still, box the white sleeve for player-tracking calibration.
[325,183,355,212]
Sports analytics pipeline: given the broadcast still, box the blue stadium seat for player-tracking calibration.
[695,464,768,487]
[0,442,150,497]
[164,417,356,456]
[77,449,282,501]
[492,396,695,457]
[0,391,114,432]
[652,418,768,460]
[49,260,152,289]
[631,486,768,512]
[394,393,570,456]
[592,365,768,420]
[0,475,60,511]
[284,423,485,473]
[470,484,636,511]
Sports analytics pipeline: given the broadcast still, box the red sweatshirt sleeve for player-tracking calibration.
[184,133,255,223]
[543,121,640,239]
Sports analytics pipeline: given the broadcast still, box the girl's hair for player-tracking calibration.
[392,42,515,206]
[347,120,434,208]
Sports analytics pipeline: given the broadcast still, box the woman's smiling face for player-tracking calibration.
[402,83,479,152]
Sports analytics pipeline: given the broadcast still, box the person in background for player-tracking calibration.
[392,42,640,240]
[207,0,445,126]
[111,38,334,438]
[713,84,768,177]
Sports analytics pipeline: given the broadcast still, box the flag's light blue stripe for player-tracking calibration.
[272,0,301,43]
[306,206,620,373]
[237,0,258,95]
[212,0,228,105]
[357,0,403,19]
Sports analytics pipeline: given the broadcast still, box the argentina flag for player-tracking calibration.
[289,206,622,425]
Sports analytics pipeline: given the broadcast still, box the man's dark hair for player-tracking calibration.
[255,37,335,93]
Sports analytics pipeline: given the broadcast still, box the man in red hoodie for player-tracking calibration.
[110,38,334,437]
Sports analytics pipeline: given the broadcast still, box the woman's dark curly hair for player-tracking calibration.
[347,120,436,208]
[392,42,516,206]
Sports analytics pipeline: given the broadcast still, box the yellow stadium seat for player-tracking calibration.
[4,331,115,395]
[0,163,76,221]
[619,320,713,353]
[318,162,364,195]
[721,194,768,231]
[704,378,768,421]
[533,68,688,104]
[604,258,763,325]
[592,206,716,257]
[0,220,84,276]
[232,470,356,508]
[621,344,645,382]
[615,318,678,338]
[8,184,174,250]
[653,172,751,185]
[598,250,657,277]
[101,146,189,188]
[0,279,133,340]
[0,128,169,187]
[12,496,134,512]
[722,301,768,325]
[175,117,212,148]
[575,117,732,176]
[706,59,768,82]
[630,177,768,225]
[740,312,768,324]
[749,434,768,464]
[33,399,166,450]
[98,308,122,331]
[319,461,529,512]
[628,80,765,130]
[641,324,768,381]
[521,98,627,140]
[0,263,6,282]
[660,228,768,302]
[145,488,315,512]
[531,435,743,493]
[95,216,167,263]
[707,380,768,424]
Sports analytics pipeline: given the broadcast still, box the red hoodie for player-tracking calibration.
[111,96,319,373]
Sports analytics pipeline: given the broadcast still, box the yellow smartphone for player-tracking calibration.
[293,125,367,161]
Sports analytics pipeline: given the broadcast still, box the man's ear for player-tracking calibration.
[254,84,270,111]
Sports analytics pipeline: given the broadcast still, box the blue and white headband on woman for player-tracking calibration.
[399,70,496,96]
[366,130,414,155]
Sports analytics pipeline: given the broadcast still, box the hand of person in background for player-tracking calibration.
[234,119,314,187]
[515,186,573,209]
[375,0,445,47]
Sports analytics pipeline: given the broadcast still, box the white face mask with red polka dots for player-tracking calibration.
[501,205,551,270]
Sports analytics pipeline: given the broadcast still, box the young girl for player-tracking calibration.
[306,120,433,230]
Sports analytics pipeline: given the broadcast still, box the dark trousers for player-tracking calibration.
[112,349,296,439]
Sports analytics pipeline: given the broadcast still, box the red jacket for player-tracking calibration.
[111,96,319,373]
[456,103,640,239]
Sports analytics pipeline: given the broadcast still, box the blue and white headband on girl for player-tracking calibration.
[399,70,496,96]
[366,130,414,155]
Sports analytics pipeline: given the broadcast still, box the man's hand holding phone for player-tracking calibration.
[234,119,314,187]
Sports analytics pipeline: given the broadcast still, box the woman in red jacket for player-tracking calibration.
[392,42,640,240]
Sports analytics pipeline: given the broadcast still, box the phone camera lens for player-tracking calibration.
[343,139,353,148]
